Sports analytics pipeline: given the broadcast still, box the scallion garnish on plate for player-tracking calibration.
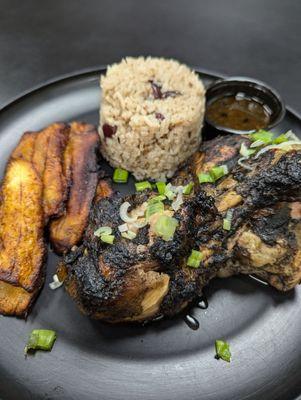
[215,339,231,362]
[24,329,56,354]
[113,168,129,183]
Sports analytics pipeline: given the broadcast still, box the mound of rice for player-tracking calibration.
[99,57,205,180]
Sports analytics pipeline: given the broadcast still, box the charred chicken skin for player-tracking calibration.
[62,135,301,322]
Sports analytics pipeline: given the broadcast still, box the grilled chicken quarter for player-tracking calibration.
[62,135,301,323]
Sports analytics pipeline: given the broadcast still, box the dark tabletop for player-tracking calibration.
[0,0,300,112]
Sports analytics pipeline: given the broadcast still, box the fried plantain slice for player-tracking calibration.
[11,123,69,221]
[32,123,69,220]
[0,280,38,317]
[41,125,69,220]
[49,122,99,254]
[11,131,37,161]
[0,159,46,292]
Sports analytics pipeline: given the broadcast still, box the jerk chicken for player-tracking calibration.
[62,134,301,322]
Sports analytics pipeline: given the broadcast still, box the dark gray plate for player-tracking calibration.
[0,69,300,400]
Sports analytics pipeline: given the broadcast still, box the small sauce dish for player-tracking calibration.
[204,77,286,138]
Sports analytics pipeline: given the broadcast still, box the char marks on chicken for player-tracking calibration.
[62,134,301,322]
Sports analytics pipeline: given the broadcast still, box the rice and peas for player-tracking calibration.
[99,57,205,181]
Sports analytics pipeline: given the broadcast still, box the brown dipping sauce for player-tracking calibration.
[206,94,271,131]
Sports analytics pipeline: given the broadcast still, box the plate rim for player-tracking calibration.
[1,65,300,124]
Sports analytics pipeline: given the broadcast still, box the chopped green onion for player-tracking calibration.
[94,226,112,237]
[164,183,176,200]
[183,182,194,195]
[113,168,129,183]
[146,201,164,220]
[223,210,233,231]
[187,250,203,268]
[284,130,299,141]
[199,164,228,184]
[250,130,274,144]
[215,340,231,362]
[148,195,166,204]
[250,139,266,148]
[154,215,178,241]
[210,165,228,181]
[198,173,214,184]
[135,181,152,192]
[240,142,256,158]
[223,219,231,231]
[121,230,137,240]
[156,181,166,195]
[165,189,175,200]
[273,134,288,144]
[24,330,56,354]
[100,234,115,244]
